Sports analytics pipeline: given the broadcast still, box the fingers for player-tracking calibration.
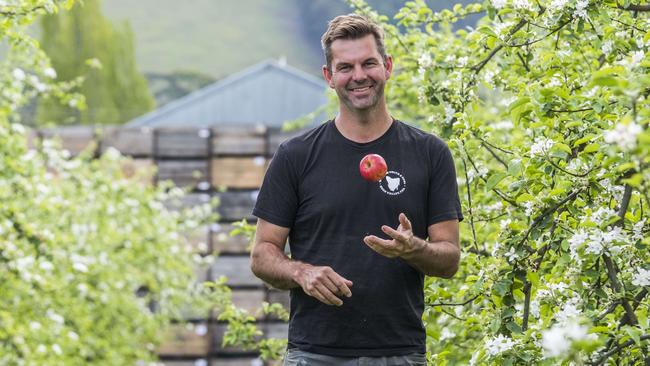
[300,266,353,306]
[364,235,398,258]
[399,213,412,230]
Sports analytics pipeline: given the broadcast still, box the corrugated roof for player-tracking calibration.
[126,59,328,128]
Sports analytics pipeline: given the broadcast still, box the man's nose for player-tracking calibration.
[352,65,367,82]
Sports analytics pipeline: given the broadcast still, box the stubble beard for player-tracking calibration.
[338,80,385,113]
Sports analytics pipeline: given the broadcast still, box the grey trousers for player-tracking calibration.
[282,348,427,366]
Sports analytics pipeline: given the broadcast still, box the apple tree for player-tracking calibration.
[346,0,649,364]
[0,1,270,365]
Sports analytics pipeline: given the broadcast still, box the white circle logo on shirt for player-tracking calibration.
[379,171,406,195]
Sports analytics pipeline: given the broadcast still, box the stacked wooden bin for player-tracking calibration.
[35,125,301,366]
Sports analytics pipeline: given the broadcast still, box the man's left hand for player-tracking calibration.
[363,213,426,258]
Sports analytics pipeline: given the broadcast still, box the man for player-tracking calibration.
[250,14,463,366]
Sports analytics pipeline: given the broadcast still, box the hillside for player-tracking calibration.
[101,0,479,79]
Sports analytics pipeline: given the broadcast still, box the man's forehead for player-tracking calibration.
[330,35,381,63]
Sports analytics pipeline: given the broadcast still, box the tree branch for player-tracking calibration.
[428,293,480,307]
[461,156,481,254]
[616,3,650,11]
[592,334,650,365]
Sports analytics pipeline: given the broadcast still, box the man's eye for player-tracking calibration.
[338,66,351,71]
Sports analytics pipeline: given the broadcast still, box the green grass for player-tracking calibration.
[102,0,324,79]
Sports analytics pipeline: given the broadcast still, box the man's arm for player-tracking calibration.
[250,218,354,306]
[363,213,460,278]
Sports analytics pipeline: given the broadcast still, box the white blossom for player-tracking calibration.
[491,0,507,9]
[556,297,581,325]
[590,207,617,226]
[47,310,65,325]
[36,344,47,353]
[418,52,433,68]
[440,327,455,340]
[43,67,57,78]
[12,68,26,81]
[530,137,554,156]
[541,321,589,358]
[549,0,568,11]
[631,50,645,67]
[632,220,645,241]
[604,122,642,151]
[513,0,532,10]
[601,40,613,55]
[632,268,650,287]
[52,343,62,355]
[573,0,589,19]
[485,334,517,355]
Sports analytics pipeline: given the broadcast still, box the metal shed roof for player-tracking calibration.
[126,59,328,128]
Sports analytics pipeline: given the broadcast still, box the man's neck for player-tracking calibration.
[335,105,393,144]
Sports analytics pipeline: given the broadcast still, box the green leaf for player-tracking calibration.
[508,160,522,176]
[516,193,534,203]
[573,134,596,147]
[505,321,522,334]
[486,173,507,190]
[526,272,539,286]
[583,143,600,153]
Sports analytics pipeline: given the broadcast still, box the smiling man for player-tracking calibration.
[250,14,464,366]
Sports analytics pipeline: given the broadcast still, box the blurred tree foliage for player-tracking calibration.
[36,0,154,125]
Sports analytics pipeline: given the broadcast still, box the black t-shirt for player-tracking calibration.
[252,119,463,357]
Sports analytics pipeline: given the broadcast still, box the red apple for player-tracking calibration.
[359,154,388,182]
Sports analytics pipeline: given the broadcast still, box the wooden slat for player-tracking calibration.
[211,157,267,189]
[210,256,263,287]
[214,191,258,222]
[120,158,154,185]
[39,126,96,155]
[157,128,211,157]
[212,125,267,155]
[263,323,289,341]
[211,222,252,254]
[100,127,152,156]
[158,322,210,356]
[157,160,210,188]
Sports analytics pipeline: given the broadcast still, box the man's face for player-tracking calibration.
[323,34,392,113]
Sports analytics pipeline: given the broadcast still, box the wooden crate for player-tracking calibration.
[267,129,304,156]
[211,157,267,189]
[164,193,213,212]
[266,290,290,316]
[157,160,210,188]
[39,126,96,155]
[161,359,266,366]
[211,222,252,254]
[120,158,154,184]
[99,127,153,156]
[157,128,211,158]
[182,225,210,254]
[211,125,267,155]
[213,289,266,320]
[214,191,258,222]
[158,322,210,356]
[210,256,263,287]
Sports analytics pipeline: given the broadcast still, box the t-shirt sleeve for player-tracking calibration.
[252,144,299,228]
[428,141,464,226]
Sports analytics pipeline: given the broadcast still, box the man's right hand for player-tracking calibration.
[293,264,353,306]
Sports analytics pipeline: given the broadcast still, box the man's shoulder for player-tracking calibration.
[277,120,331,155]
[394,120,448,149]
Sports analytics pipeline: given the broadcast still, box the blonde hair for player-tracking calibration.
[321,14,387,71]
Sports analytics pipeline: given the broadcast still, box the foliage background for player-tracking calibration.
[348,0,649,364]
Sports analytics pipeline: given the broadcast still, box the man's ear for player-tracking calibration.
[384,55,393,80]
[322,65,334,88]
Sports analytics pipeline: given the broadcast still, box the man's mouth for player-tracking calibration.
[349,85,373,93]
